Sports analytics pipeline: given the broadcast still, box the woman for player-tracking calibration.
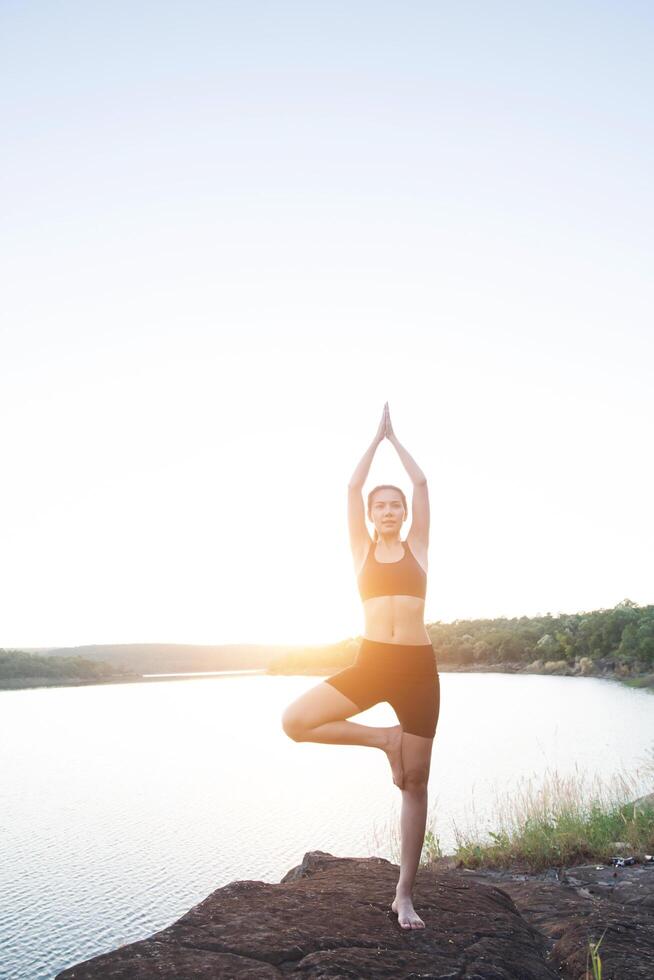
[281,402,440,930]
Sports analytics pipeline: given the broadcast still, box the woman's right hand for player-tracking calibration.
[349,403,388,489]
[374,402,389,445]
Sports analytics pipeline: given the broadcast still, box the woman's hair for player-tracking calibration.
[367,484,408,541]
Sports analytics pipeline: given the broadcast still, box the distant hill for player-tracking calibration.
[25,643,311,675]
[0,648,141,690]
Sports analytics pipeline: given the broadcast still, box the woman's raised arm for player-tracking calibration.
[348,404,386,489]
[347,404,386,553]
[385,405,430,546]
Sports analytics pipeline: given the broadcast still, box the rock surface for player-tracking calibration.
[55,850,654,979]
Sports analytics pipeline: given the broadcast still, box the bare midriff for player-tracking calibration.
[362,595,431,645]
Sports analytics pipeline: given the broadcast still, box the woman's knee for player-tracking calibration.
[402,764,430,792]
[281,705,306,741]
[282,680,358,740]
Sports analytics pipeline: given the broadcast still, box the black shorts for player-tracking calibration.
[324,638,440,739]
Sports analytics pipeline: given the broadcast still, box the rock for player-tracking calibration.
[54,851,654,979]
[542,660,569,674]
[524,659,544,673]
[577,656,594,676]
[445,860,654,980]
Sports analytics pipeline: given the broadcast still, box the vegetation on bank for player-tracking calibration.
[371,750,654,875]
[448,771,654,874]
[0,648,139,688]
[429,599,654,669]
[266,600,654,675]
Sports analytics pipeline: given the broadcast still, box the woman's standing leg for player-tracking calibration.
[391,731,434,929]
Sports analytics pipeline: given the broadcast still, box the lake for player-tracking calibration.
[1,671,652,979]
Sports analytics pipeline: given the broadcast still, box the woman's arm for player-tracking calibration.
[385,405,430,544]
[347,405,386,554]
[348,404,386,489]
[385,405,426,485]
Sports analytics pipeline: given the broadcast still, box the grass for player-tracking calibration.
[448,763,654,873]
[586,928,607,980]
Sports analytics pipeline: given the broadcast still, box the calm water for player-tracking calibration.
[1,671,652,980]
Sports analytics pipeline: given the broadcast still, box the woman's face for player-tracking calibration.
[369,490,406,536]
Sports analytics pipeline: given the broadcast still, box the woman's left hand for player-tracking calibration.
[384,402,396,440]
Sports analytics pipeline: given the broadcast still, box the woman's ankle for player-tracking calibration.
[394,885,413,899]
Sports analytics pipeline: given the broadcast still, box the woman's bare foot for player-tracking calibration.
[384,725,404,788]
[391,893,425,929]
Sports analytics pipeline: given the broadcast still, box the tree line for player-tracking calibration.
[267,600,654,673]
[4,600,652,681]
[428,599,654,668]
[0,649,136,681]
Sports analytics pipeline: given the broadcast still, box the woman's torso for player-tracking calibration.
[354,535,430,645]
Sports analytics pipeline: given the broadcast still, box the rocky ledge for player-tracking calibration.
[56,849,654,979]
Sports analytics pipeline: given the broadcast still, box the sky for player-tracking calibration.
[1,1,652,649]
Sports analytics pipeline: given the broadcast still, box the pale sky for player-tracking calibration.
[1,2,652,648]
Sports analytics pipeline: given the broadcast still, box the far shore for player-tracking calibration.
[3,661,653,693]
[0,669,268,692]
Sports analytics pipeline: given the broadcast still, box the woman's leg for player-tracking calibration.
[281,679,405,787]
[391,731,434,929]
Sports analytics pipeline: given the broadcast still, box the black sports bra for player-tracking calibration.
[357,538,427,602]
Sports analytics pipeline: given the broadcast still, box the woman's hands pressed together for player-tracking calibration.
[351,400,423,490]
[374,403,388,446]
[384,402,396,442]
[375,401,397,445]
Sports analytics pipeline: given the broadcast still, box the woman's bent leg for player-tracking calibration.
[281,680,405,787]
[283,680,386,748]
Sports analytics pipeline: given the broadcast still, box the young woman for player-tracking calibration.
[281,402,440,930]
